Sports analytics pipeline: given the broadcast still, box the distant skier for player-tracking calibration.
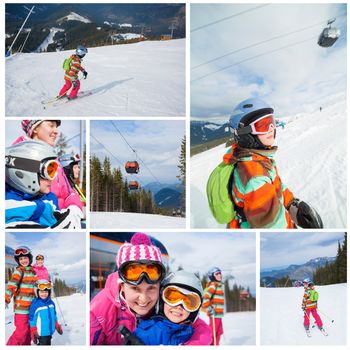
[207,98,323,229]
[202,267,225,345]
[301,279,326,335]
[58,45,88,100]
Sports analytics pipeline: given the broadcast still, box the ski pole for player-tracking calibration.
[212,315,217,346]
[317,308,335,323]
[54,294,67,326]
[74,183,86,201]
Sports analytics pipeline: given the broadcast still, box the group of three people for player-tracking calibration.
[5,120,85,229]
[6,247,63,345]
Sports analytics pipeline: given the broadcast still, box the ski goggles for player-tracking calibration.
[119,261,165,286]
[39,158,59,180]
[37,281,52,290]
[36,255,44,260]
[14,247,31,256]
[162,286,202,312]
[236,114,276,135]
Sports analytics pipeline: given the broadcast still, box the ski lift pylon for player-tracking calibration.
[318,18,340,48]
[125,161,140,174]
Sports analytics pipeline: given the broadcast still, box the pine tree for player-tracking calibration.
[54,133,69,157]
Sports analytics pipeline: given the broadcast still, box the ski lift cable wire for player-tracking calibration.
[91,134,145,186]
[191,4,270,33]
[192,12,347,71]
[191,36,316,84]
[110,121,163,186]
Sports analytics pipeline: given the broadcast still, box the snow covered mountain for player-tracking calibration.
[260,257,336,283]
[190,92,346,228]
[57,11,91,24]
[261,284,347,345]
[6,39,185,117]
[154,188,182,208]
[190,120,229,145]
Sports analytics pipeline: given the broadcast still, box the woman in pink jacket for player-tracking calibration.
[90,233,211,345]
[33,255,50,281]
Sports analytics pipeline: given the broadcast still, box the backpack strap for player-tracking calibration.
[15,268,25,297]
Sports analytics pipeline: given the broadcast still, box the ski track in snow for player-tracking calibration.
[190,93,346,228]
[5,293,86,345]
[91,211,185,229]
[261,284,347,345]
[6,39,185,117]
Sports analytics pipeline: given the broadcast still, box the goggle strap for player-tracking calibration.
[5,156,41,173]
[236,124,253,135]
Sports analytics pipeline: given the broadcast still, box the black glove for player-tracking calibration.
[72,80,78,89]
[83,71,88,79]
[118,325,144,345]
[288,199,323,228]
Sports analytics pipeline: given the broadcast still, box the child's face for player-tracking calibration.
[19,256,30,267]
[164,303,190,323]
[36,259,44,267]
[38,289,49,299]
[32,121,59,147]
[257,128,275,147]
[120,280,160,316]
[73,164,80,179]
[39,177,52,194]
[214,271,222,281]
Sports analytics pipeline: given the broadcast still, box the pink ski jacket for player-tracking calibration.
[90,272,212,345]
[33,264,50,281]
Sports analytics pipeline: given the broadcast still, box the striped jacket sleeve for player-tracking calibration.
[5,269,21,303]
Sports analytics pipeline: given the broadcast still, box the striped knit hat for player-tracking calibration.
[21,120,61,138]
[116,232,163,268]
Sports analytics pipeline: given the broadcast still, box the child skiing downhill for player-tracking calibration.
[207,97,323,229]
[90,232,211,345]
[58,45,88,100]
[202,267,225,345]
[29,280,63,345]
[131,270,211,345]
[5,247,37,345]
[302,280,326,336]
[33,255,50,281]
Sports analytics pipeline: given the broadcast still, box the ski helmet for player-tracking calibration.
[14,246,33,266]
[208,267,222,282]
[59,154,81,181]
[303,277,311,284]
[76,45,88,58]
[34,279,52,298]
[6,140,58,195]
[21,120,61,138]
[229,98,275,149]
[308,281,315,287]
[159,270,203,323]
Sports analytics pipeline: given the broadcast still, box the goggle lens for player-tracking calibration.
[123,263,162,283]
[38,282,52,290]
[15,248,30,256]
[251,114,276,134]
[40,159,59,180]
[162,286,201,312]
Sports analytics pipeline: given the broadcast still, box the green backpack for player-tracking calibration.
[206,161,237,224]
[309,289,319,302]
[62,56,73,71]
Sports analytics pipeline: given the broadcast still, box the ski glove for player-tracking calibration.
[56,322,63,335]
[288,199,323,229]
[83,71,88,79]
[51,206,83,229]
[206,306,214,316]
[72,80,78,89]
[30,327,39,344]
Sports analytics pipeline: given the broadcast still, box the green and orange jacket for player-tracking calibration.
[64,54,86,81]
[302,287,318,310]
[5,266,37,314]
[224,144,295,228]
[202,281,225,318]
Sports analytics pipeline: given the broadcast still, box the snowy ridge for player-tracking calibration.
[35,27,64,53]
[190,93,346,228]
[6,39,185,117]
[261,284,346,345]
[57,12,91,24]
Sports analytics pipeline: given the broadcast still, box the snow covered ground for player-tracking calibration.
[91,211,185,229]
[5,293,86,345]
[190,93,346,228]
[6,39,185,117]
[261,283,347,345]
[200,311,256,345]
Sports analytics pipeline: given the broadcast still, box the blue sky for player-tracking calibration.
[6,232,86,284]
[90,120,185,185]
[261,232,345,271]
[150,231,256,295]
[191,3,347,122]
[5,120,85,156]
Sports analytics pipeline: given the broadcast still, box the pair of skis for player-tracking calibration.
[41,91,92,109]
[305,327,328,337]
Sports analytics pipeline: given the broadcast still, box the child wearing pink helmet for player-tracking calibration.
[90,233,211,345]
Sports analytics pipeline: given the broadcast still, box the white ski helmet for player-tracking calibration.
[34,279,52,298]
[6,140,58,195]
[160,270,203,323]
[76,45,88,58]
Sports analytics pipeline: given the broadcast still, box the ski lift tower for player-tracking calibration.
[168,23,177,39]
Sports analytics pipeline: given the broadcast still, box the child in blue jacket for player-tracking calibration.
[29,280,63,345]
[131,271,209,345]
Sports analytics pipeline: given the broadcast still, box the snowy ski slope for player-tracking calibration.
[261,284,347,345]
[190,93,346,228]
[6,39,185,117]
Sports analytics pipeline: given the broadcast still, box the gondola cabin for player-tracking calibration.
[318,19,340,48]
[128,180,139,190]
[125,161,140,174]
